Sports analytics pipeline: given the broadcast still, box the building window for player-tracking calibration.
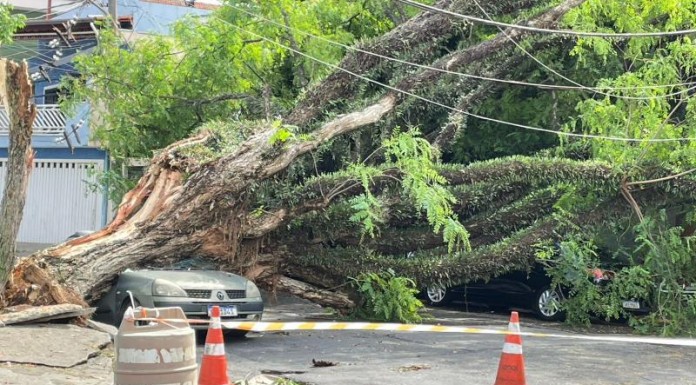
[44,85,72,105]
[121,158,149,180]
[44,87,61,104]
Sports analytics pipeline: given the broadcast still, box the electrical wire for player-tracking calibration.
[1,40,97,64]
[223,3,696,100]
[2,48,56,62]
[16,4,691,143]
[397,0,696,38]
[469,0,696,101]
[211,14,696,143]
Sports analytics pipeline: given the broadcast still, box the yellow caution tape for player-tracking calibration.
[135,318,696,347]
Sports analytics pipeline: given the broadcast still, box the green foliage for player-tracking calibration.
[384,129,470,252]
[269,127,294,144]
[0,5,25,46]
[542,238,652,326]
[543,210,696,336]
[565,0,696,59]
[348,194,384,239]
[340,129,469,251]
[345,162,386,238]
[268,121,300,145]
[178,120,254,162]
[629,212,696,336]
[350,268,423,323]
[84,169,138,205]
[64,1,396,162]
[563,0,696,170]
[451,45,587,164]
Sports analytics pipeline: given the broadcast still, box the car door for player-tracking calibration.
[463,269,542,308]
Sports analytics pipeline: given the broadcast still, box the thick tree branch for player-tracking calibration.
[395,0,587,94]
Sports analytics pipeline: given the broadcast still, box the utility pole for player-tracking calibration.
[108,0,117,22]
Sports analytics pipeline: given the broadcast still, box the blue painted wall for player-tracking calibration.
[56,0,213,35]
[2,0,215,150]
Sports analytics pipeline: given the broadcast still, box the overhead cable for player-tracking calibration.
[213,15,696,143]
[397,0,696,38]
[469,0,696,101]
[224,3,696,101]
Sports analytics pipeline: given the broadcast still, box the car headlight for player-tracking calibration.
[246,280,261,299]
[152,279,187,297]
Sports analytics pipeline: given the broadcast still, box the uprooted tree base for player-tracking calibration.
[4,96,398,311]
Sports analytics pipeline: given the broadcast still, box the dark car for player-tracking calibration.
[424,264,565,321]
[92,257,264,334]
[423,264,649,321]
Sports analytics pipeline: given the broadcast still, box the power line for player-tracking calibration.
[212,15,696,143]
[1,40,97,65]
[469,0,696,101]
[28,5,691,143]
[223,3,696,101]
[2,48,56,62]
[397,0,696,38]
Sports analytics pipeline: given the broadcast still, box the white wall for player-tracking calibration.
[0,157,105,243]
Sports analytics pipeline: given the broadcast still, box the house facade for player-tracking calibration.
[0,0,219,244]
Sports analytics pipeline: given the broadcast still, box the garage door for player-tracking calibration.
[0,158,105,244]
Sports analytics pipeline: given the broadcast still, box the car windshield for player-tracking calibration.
[167,257,218,271]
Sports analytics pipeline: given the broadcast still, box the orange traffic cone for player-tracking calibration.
[494,311,527,385]
[198,306,230,385]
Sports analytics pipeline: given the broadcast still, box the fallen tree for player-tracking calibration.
[3,0,696,314]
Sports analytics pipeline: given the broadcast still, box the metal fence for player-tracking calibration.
[0,104,67,135]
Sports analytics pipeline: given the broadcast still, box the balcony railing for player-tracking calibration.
[0,104,67,135]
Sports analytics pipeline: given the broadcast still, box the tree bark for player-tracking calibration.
[0,59,36,305]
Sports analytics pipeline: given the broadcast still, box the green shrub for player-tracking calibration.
[628,214,696,336]
[542,210,696,336]
[350,269,424,323]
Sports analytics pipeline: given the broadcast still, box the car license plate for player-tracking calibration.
[208,305,237,317]
[622,300,640,310]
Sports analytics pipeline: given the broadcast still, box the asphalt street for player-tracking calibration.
[195,295,696,385]
[2,287,694,385]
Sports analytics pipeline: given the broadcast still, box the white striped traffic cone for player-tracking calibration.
[198,306,230,385]
[494,311,527,385]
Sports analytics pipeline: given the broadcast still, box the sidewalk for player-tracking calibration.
[0,323,114,385]
[0,291,322,385]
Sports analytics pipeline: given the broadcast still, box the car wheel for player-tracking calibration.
[532,286,564,321]
[425,284,453,306]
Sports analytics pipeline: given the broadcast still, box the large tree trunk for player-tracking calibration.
[2,0,593,311]
[0,59,36,306]
[3,96,397,309]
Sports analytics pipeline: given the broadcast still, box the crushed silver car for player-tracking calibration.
[92,257,263,334]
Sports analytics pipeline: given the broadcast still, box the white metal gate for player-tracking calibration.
[0,158,105,244]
